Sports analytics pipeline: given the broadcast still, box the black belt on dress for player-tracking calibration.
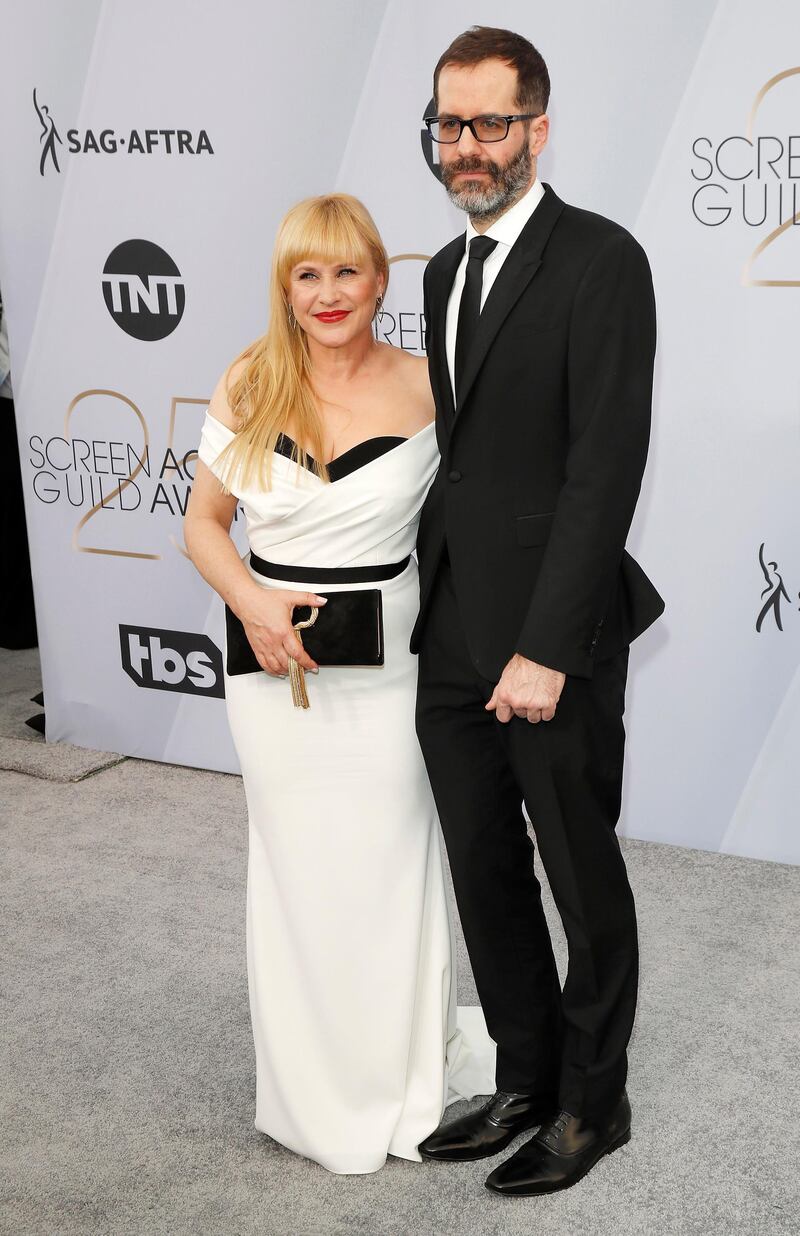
[249,551,410,584]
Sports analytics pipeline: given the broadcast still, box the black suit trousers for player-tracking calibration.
[415,559,638,1119]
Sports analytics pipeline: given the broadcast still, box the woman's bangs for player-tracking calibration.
[279,204,375,282]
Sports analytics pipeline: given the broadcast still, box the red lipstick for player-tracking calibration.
[315,310,350,323]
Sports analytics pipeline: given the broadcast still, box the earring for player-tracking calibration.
[287,304,297,330]
[374,293,384,320]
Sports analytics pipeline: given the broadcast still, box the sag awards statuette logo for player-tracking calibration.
[120,625,224,698]
[756,543,799,633]
[33,87,214,178]
[102,240,185,341]
[690,67,800,285]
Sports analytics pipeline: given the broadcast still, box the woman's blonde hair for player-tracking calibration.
[215,193,389,491]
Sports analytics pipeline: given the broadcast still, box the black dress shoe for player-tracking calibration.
[485,1091,631,1195]
[418,1091,557,1163]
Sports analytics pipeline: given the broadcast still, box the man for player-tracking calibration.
[412,26,664,1196]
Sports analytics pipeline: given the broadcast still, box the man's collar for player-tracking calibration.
[465,177,545,250]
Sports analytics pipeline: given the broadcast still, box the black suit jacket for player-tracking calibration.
[410,183,664,680]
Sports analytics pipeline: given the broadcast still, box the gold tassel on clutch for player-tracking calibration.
[288,607,319,709]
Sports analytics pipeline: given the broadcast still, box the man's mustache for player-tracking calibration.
[443,156,502,180]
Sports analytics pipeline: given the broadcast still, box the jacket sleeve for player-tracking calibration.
[514,229,657,678]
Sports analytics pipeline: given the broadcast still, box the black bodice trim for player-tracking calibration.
[274,433,407,482]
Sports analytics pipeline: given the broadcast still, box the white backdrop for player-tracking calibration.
[0,0,797,863]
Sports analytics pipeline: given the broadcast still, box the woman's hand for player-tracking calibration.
[184,459,326,679]
[238,586,327,678]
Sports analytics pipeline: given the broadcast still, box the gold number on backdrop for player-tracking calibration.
[742,67,800,287]
[165,396,207,559]
[66,388,161,559]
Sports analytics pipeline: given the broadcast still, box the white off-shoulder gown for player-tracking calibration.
[197,412,495,1175]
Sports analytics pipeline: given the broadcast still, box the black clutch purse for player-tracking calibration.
[224,588,384,676]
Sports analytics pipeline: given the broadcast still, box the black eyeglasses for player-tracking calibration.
[423,113,540,144]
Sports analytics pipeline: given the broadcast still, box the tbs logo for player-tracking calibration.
[120,625,224,698]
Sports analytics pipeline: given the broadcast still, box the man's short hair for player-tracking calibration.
[433,26,550,116]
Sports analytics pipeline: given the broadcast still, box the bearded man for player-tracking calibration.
[412,25,664,1196]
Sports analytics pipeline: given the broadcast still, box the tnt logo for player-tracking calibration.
[102,240,185,341]
[120,625,224,698]
[420,96,443,183]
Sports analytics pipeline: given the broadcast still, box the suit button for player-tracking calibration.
[448,469,462,482]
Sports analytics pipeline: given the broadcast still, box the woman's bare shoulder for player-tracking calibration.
[384,344,426,372]
[405,352,435,426]
[207,339,261,431]
[383,347,434,427]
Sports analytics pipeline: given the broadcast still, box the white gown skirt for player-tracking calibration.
[224,556,496,1175]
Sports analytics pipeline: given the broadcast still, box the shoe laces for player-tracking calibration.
[540,1109,571,1148]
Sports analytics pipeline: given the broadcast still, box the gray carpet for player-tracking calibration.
[0,647,126,781]
[0,736,126,782]
[1,647,799,1235]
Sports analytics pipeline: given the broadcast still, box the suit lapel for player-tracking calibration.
[452,183,566,428]
[428,236,463,429]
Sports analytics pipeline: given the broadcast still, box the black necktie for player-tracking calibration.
[454,235,498,403]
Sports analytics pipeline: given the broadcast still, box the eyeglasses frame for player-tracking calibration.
[423,113,541,144]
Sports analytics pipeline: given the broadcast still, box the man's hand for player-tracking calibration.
[485,654,566,724]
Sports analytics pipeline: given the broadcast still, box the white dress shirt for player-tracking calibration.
[445,177,545,401]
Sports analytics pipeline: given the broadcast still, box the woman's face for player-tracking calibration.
[287,255,385,349]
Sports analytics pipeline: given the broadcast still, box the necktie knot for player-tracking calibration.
[468,235,498,265]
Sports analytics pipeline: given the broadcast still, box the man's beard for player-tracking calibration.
[441,143,533,224]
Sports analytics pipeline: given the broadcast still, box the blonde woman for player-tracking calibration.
[185,195,494,1175]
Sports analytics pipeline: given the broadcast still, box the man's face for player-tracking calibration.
[435,58,548,223]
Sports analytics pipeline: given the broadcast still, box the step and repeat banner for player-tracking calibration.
[0,0,797,863]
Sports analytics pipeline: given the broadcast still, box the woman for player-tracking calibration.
[185,194,494,1175]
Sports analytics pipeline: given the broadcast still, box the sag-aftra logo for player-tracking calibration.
[33,87,213,177]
